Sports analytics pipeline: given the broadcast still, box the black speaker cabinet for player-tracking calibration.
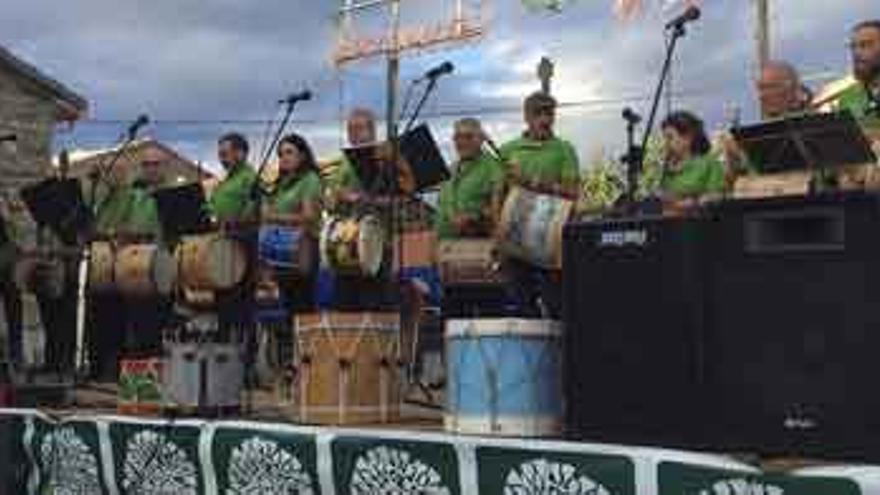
[707,191,880,460]
[562,216,711,449]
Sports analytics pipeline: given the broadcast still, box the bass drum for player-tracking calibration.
[320,215,385,277]
[88,241,116,292]
[115,244,177,297]
[176,234,248,291]
[496,186,573,270]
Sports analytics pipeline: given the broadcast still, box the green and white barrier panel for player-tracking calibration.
[0,408,877,494]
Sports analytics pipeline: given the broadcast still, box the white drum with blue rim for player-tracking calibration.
[445,318,563,437]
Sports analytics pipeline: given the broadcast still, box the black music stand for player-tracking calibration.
[733,112,877,174]
[153,183,212,238]
[399,124,449,192]
[20,177,92,245]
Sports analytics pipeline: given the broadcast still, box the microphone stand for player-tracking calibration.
[396,74,444,393]
[243,96,304,415]
[622,22,689,208]
[74,123,143,391]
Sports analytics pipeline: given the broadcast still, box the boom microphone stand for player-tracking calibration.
[242,91,310,415]
[621,11,698,206]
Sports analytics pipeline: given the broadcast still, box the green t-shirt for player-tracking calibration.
[499,135,581,190]
[125,182,162,238]
[94,187,133,236]
[661,152,726,198]
[209,162,258,222]
[330,155,362,191]
[269,170,322,213]
[435,153,504,240]
[836,83,880,129]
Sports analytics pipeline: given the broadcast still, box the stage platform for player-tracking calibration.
[2,404,879,494]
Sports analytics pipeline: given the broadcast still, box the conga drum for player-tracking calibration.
[258,224,316,277]
[115,244,177,297]
[437,239,503,286]
[496,186,573,270]
[175,233,247,291]
[88,241,116,292]
[294,311,400,425]
[320,215,385,277]
[445,318,562,437]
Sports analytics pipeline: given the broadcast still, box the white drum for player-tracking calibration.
[445,318,563,437]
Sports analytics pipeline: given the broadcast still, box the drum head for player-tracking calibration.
[357,215,384,276]
[151,247,178,295]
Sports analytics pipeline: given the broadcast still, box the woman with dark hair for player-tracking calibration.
[263,133,322,313]
[660,111,726,200]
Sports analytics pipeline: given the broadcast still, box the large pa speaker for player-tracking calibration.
[707,191,880,460]
[562,216,711,449]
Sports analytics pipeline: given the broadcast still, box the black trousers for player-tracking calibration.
[37,289,77,373]
[503,259,563,320]
[0,277,22,365]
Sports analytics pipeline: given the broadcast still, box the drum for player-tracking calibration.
[115,244,177,297]
[176,233,247,291]
[294,312,400,425]
[320,215,385,277]
[437,239,502,286]
[163,342,243,415]
[496,186,573,270]
[258,224,316,277]
[445,318,563,437]
[88,241,116,292]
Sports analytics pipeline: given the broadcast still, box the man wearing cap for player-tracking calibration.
[499,91,580,319]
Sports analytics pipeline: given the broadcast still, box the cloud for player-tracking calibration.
[2,0,877,172]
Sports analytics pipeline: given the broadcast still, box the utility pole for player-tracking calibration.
[387,0,401,144]
[755,0,770,70]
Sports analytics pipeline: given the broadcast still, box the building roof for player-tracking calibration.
[61,138,213,180]
[0,44,88,120]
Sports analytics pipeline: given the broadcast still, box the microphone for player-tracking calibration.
[622,107,642,125]
[665,5,701,30]
[127,114,149,139]
[278,90,313,105]
[421,61,454,81]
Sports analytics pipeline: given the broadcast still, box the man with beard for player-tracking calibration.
[837,20,880,129]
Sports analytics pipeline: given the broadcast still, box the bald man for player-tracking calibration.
[757,61,811,119]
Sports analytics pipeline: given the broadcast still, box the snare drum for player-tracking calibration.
[445,318,562,437]
[258,224,316,277]
[437,239,502,286]
[176,233,248,291]
[88,241,116,292]
[294,312,400,425]
[115,244,177,297]
[496,186,573,270]
[320,215,385,277]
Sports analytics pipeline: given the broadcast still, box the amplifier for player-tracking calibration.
[706,191,880,459]
[562,215,711,449]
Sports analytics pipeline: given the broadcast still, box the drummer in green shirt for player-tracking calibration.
[436,118,504,240]
[499,91,581,200]
[837,20,880,130]
[210,132,258,225]
[659,111,726,204]
[264,133,322,314]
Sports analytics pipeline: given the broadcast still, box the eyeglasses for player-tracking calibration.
[141,160,161,167]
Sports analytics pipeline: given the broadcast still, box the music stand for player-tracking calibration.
[20,177,92,245]
[399,124,449,192]
[732,112,877,174]
[153,183,211,238]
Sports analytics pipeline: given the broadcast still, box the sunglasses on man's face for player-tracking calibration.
[141,160,161,167]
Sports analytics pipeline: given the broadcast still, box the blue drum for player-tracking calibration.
[445,318,562,437]
[258,225,316,277]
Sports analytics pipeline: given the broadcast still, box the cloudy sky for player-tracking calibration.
[1,0,876,172]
